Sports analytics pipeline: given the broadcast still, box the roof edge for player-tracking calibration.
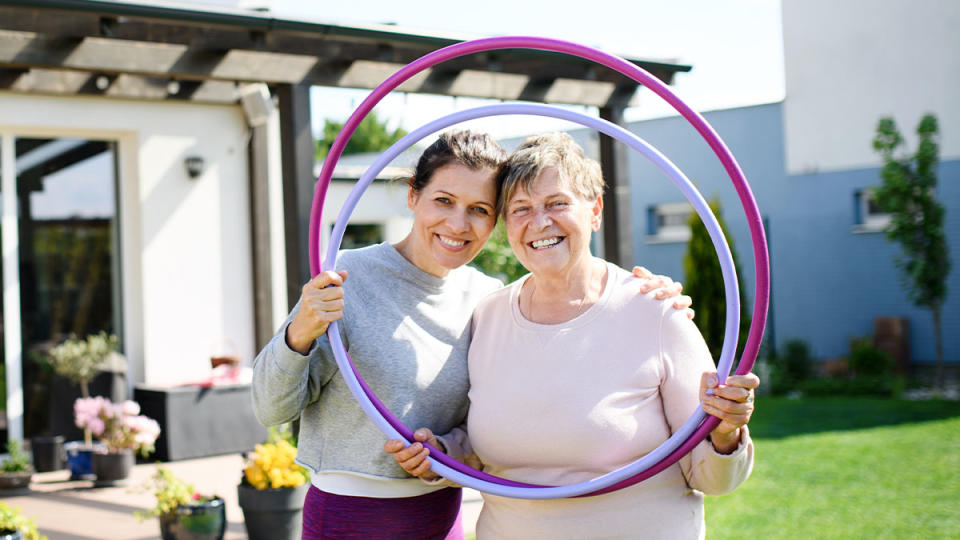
[2,0,691,72]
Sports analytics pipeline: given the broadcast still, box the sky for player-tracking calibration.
[263,0,786,140]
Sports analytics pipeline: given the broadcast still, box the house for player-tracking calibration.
[617,0,959,371]
[0,0,690,441]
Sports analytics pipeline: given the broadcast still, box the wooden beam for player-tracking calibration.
[599,105,633,267]
[276,83,314,310]
[0,32,646,107]
[0,31,323,84]
[0,66,26,88]
[0,30,678,107]
[17,139,108,181]
[0,67,237,102]
[247,121,274,350]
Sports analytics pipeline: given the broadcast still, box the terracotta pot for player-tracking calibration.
[237,482,308,540]
[210,356,239,369]
[92,449,134,486]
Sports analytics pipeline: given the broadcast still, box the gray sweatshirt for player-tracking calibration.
[251,242,501,493]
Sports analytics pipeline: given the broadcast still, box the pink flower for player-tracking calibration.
[104,402,123,421]
[73,397,161,455]
[74,396,111,430]
[121,400,140,416]
[124,415,161,449]
[87,417,106,436]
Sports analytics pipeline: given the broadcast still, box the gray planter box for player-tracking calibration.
[134,384,267,461]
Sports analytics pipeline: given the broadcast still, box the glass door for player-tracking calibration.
[1,136,123,440]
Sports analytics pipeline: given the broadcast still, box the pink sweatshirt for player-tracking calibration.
[463,261,754,539]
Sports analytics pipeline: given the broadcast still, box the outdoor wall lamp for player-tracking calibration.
[184,156,205,179]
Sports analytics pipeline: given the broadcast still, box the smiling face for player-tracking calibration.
[504,167,603,279]
[402,163,498,277]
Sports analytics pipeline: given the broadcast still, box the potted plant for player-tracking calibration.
[43,332,117,402]
[0,441,33,491]
[135,467,226,540]
[41,332,119,479]
[74,397,161,486]
[0,502,45,540]
[238,426,309,540]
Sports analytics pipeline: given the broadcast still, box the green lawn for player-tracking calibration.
[705,397,960,539]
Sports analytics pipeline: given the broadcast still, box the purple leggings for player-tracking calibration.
[302,485,464,539]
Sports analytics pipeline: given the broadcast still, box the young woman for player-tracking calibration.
[252,130,691,539]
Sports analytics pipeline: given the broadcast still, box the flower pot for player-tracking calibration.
[30,435,66,472]
[159,497,226,540]
[0,470,32,491]
[0,529,23,540]
[92,449,134,486]
[237,482,308,540]
[65,441,105,481]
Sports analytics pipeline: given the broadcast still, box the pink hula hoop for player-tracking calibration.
[308,36,769,497]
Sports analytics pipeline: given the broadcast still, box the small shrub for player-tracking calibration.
[0,502,45,540]
[134,467,219,521]
[769,339,813,395]
[1,441,31,473]
[38,332,119,398]
[849,338,895,378]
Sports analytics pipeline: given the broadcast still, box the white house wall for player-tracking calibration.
[0,92,255,387]
[782,0,960,174]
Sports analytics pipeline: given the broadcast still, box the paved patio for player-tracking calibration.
[0,454,482,539]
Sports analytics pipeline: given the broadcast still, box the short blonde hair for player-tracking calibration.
[496,132,604,216]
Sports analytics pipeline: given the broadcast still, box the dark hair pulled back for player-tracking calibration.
[408,130,507,193]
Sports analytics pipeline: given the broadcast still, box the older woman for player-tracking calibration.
[388,132,758,539]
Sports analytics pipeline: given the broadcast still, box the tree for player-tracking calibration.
[683,198,751,365]
[470,223,528,284]
[315,111,407,159]
[872,114,950,390]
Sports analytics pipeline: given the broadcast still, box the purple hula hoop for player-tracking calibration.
[308,36,770,498]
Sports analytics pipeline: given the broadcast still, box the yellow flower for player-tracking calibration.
[244,466,268,490]
[243,441,307,490]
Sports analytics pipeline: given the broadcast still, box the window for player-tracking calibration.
[646,202,692,243]
[334,223,384,250]
[853,189,891,233]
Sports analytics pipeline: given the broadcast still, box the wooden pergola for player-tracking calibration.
[0,0,692,347]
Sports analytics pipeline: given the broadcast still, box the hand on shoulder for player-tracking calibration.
[632,266,694,319]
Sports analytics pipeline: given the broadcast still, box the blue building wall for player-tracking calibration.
[572,102,958,364]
